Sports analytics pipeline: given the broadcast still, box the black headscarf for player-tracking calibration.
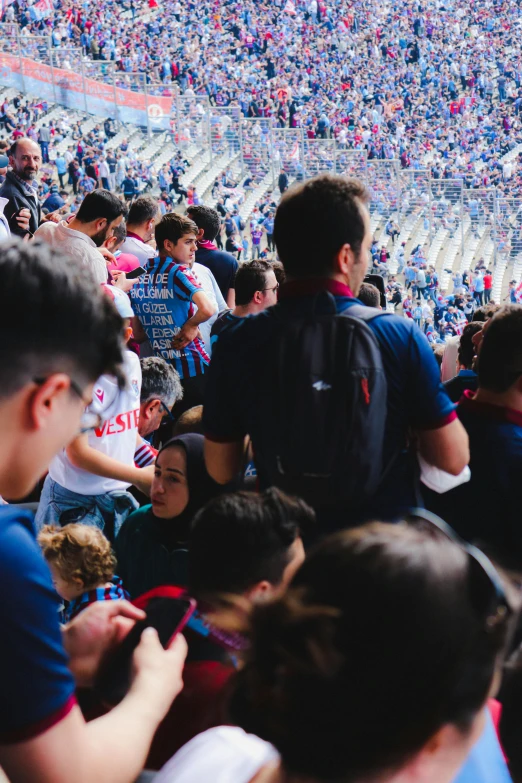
[152,433,223,548]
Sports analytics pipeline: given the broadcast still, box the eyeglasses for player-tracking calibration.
[405,508,511,628]
[263,283,279,293]
[160,400,176,422]
[33,377,103,435]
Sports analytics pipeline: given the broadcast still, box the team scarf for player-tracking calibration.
[61,576,129,623]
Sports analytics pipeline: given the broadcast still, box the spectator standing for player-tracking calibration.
[0,138,42,237]
[427,306,522,562]
[203,175,469,531]
[120,195,159,266]
[473,270,485,305]
[131,213,216,411]
[211,260,279,340]
[484,269,493,304]
[55,152,67,188]
[278,169,289,194]
[38,123,51,163]
[187,205,239,307]
[0,240,187,783]
[35,189,127,285]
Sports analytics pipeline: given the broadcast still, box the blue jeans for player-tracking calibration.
[35,475,139,541]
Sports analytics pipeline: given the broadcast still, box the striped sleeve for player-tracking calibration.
[134,441,158,468]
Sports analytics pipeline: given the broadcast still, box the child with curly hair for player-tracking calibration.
[38,524,128,623]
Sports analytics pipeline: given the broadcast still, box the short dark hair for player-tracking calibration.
[0,239,124,397]
[234,260,272,305]
[155,213,198,253]
[357,282,380,308]
[111,221,127,244]
[140,356,182,408]
[189,488,311,598]
[75,189,128,224]
[458,321,483,368]
[273,175,370,277]
[127,196,159,226]
[477,305,522,392]
[186,205,221,241]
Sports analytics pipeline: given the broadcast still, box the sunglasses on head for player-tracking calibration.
[405,508,511,628]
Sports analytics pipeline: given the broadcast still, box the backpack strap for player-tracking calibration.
[338,303,393,322]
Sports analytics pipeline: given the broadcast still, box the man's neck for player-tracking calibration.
[474,387,522,412]
[68,217,93,237]
[126,224,148,242]
[159,252,191,268]
[232,303,262,317]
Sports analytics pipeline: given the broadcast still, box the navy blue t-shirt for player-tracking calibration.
[204,279,456,527]
[195,246,238,301]
[425,391,522,560]
[0,507,76,742]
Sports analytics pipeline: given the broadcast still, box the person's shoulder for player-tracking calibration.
[117,504,153,538]
[0,507,46,586]
[155,726,277,783]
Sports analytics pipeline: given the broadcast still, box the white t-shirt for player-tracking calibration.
[156,727,278,783]
[34,220,108,284]
[49,351,141,495]
[120,234,156,266]
[193,262,226,355]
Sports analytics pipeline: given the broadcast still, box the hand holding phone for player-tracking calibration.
[95,596,195,705]
[125,265,147,279]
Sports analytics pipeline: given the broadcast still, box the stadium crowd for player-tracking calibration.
[1,0,522,780]
[5,0,522,196]
[0,145,521,782]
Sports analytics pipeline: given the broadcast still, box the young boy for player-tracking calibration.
[35,284,154,540]
[39,523,128,623]
[130,212,216,411]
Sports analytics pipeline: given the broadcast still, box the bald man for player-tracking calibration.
[0,138,42,237]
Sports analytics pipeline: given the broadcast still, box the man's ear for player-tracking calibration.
[29,374,73,431]
[146,399,162,419]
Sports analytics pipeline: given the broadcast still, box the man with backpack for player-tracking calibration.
[203,175,469,532]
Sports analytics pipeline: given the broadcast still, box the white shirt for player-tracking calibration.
[193,262,226,355]
[49,351,141,496]
[34,220,108,284]
[120,234,156,266]
[156,727,278,783]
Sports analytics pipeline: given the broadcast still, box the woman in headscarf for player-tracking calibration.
[114,433,223,598]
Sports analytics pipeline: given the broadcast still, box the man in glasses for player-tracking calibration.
[0,240,187,783]
[211,260,279,341]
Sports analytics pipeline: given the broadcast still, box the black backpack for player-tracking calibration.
[258,293,390,510]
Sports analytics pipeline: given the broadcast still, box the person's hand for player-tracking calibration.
[130,628,188,722]
[132,464,154,496]
[172,323,200,349]
[99,246,116,264]
[62,600,146,688]
[42,210,61,224]
[111,269,136,292]
[15,208,31,233]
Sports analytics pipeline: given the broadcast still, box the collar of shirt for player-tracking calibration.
[56,221,97,246]
[459,389,522,427]
[280,277,354,299]
[126,230,146,242]
[197,239,218,251]
[9,170,38,200]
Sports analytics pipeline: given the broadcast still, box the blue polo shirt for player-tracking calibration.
[204,279,456,527]
[0,507,76,743]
